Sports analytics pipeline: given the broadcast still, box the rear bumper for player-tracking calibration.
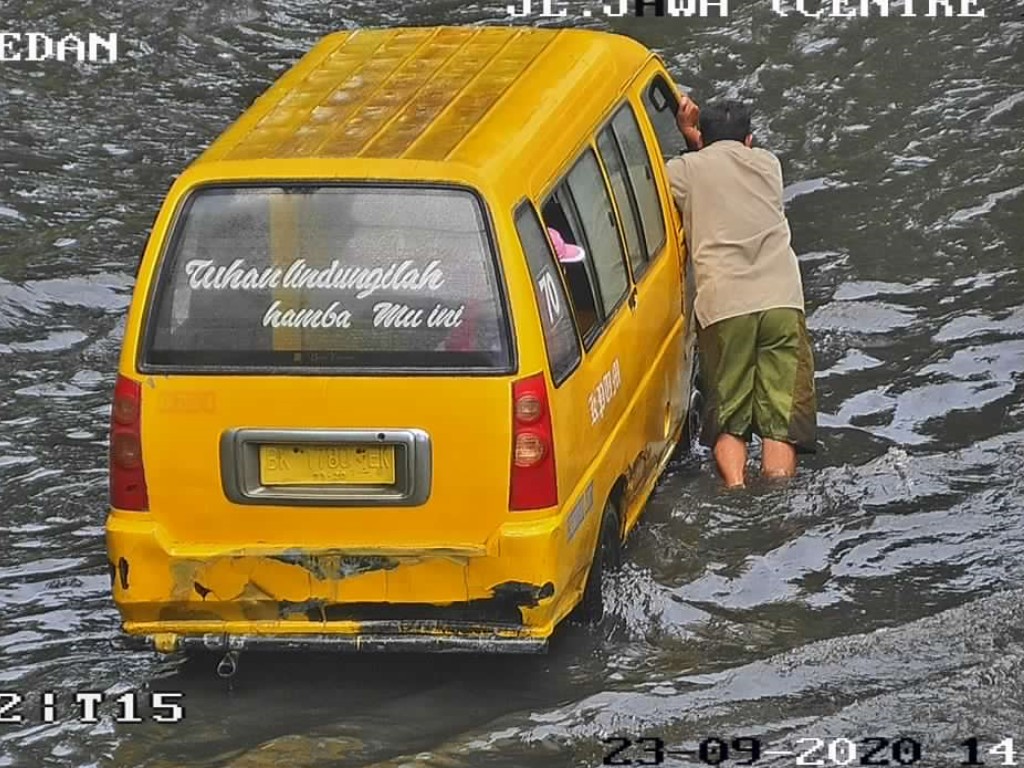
[121,627,547,654]
[106,507,587,653]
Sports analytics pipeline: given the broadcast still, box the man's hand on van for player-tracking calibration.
[677,95,703,151]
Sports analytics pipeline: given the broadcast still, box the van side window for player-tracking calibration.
[564,148,630,317]
[514,203,581,384]
[541,188,601,344]
[611,105,667,263]
[642,74,685,161]
[597,124,647,281]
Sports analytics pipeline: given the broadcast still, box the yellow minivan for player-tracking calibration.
[106,25,698,659]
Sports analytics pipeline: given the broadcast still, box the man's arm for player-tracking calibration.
[665,94,701,215]
[677,94,703,151]
[665,157,689,214]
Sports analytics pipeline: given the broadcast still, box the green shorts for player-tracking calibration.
[697,307,817,453]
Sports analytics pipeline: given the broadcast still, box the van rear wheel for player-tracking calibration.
[676,335,705,458]
[579,501,622,624]
[683,348,704,450]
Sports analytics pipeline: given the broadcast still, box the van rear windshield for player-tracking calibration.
[142,185,512,372]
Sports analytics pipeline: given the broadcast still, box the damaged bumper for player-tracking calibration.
[107,509,577,653]
[123,626,548,654]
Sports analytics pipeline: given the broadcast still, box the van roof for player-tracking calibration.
[193,26,654,183]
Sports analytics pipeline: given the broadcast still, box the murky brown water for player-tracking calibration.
[1,1,1022,766]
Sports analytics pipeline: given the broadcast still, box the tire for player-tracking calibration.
[674,331,705,460]
[678,256,704,457]
[681,338,705,453]
[579,501,622,624]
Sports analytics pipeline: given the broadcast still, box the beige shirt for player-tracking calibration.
[666,141,805,328]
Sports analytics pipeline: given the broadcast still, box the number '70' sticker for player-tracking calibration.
[537,269,562,324]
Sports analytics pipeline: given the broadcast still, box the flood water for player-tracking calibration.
[1,1,1022,766]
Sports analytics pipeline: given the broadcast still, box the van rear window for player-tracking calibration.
[142,185,512,372]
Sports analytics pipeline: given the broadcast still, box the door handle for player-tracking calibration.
[628,287,638,311]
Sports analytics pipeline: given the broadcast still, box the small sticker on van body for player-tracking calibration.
[158,391,216,414]
[588,359,622,425]
[566,481,595,542]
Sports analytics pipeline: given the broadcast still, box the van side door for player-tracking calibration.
[594,102,686,511]
[536,147,642,525]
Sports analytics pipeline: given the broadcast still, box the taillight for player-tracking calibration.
[509,373,557,510]
[109,375,149,511]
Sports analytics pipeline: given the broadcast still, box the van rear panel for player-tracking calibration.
[127,181,523,555]
[109,176,546,637]
[137,375,514,549]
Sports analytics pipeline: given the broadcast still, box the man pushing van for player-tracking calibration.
[667,96,817,488]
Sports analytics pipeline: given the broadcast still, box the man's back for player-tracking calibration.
[665,95,817,487]
[666,141,804,329]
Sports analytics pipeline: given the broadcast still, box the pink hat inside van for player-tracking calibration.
[547,227,586,264]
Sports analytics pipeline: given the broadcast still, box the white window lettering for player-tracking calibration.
[387,261,412,293]
[322,302,352,328]
[394,265,419,293]
[357,266,386,295]
[185,259,213,289]
[372,302,424,329]
[423,260,446,291]
[185,259,281,291]
[282,259,306,288]
[427,303,465,328]
[184,258,446,299]
[537,271,562,324]
[262,300,352,329]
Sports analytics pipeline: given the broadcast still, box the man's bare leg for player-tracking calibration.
[762,438,797,478]
[714,434,748,488]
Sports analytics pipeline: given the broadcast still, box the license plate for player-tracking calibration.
[259,444,396,486]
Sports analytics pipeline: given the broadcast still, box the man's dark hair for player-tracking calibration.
[699,100,752,145]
